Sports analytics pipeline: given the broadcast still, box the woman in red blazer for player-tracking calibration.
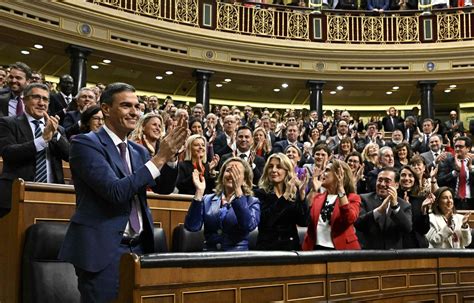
[303,159,361,250]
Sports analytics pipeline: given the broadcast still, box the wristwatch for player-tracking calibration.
[337,192,346,198]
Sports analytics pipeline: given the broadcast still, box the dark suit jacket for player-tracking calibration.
[218,152,265,185]
[271,140,303,155]
[355,192,412,249]
[176,160,215,195]
[395,123,415,144]
[59,128,178,272]
[0,88,12,117]
[382,115,402,132]
[438,156,474,198]
[255,189,308,250]
[63,110,81,139]
[213,133,233,157]
[0,114,69,217]
[49,93,76,123]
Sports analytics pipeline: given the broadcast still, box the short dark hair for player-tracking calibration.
[23,83,49,98]
[237,125,252,135]
[378,166,400,182]
[100,82,135,105]
[10,62,32,80]
[313,144,331,157]
[80,105,102,132]
[455,136,472,148]
[345,151,362,164]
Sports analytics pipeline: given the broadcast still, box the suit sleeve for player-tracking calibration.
[231,195,260,232]
[354,195,376,232]
[388,200,412,233]
[333,193,361,231]
[0,118,37,164]
[184,198,205,232]
[70,134,157,205]
[49,127,70,162]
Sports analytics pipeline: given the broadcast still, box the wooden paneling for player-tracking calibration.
[0,179,192,303]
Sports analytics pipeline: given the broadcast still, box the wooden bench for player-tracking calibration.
[0,179,192,303]
[114,249,474,303]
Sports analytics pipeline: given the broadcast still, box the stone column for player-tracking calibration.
[66,45,92,95]
[193,69,214,114]
[418,80,437,119]
[307,80,326,122]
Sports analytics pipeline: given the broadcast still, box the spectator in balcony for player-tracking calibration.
[303,159,361,250]
[367,0,389,11]
[185,157,260,251]
[426,187,471,249]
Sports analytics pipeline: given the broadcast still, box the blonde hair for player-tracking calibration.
[214,157,254,196]
[129,113,164,156]
[251,127,272,154]
[329,159,356,194]
[184,134,208,163]
[259,153,297,201]
[361,143,379,163]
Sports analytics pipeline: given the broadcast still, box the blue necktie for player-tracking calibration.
[32,120,47,183]
[118,142,140,234]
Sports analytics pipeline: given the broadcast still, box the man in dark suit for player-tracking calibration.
[213,114,237,157]
[438,136,474,210]
[59,83,188,302]
[444,110,465,138]
[420,134,449,169]
[0,83,69,217]
[411,118,435,154]
[48,74,74,122]
[218,126,265,185]
[396,116,416,144]
[382,106,403,132]
[0,62,32,117]
[62,87,98,139]
[355,167,412,249]
[271,122,303,154]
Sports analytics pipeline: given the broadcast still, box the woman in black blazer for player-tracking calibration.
[255,153,309,250]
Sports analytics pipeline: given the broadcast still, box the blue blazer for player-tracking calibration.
[59,128,177,272]
[184,193,260,251]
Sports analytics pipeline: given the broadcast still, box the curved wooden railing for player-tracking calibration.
[88,0,474,44]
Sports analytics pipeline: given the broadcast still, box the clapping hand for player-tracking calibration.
[153,116,188,169]
[421,193,435,215]
[209,154,220,171]
[43,113,60,142]
[192,169,206,200]
[462,212,471,227]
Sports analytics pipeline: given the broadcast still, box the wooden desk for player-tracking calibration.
[0,179,191,303]
[115,250,474,303]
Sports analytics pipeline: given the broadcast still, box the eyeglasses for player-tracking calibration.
[26,94,49,102]
[347,159,360,164]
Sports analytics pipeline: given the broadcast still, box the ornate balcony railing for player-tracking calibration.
[89,0,474,43]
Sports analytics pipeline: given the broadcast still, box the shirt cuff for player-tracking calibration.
[145,161,161,179]
[166,160,178,169]
[34,136,47,152]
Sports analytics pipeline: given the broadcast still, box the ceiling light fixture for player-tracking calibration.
[392,86,399,90]
[91,65,99,70]
[444,89,451,93]
[165,71,173,75]
[281,83,289,88]
[155,76,163,80]
[102,59,111,64]
[386,91,393,95]
[33,44,43,49]
[336,85,344,90]
[216,83,223,87]
[273,88,280,92]
[20,50,30,55]
[330,91,336,95]
[224,78,232,82]
[449,84,457,89]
